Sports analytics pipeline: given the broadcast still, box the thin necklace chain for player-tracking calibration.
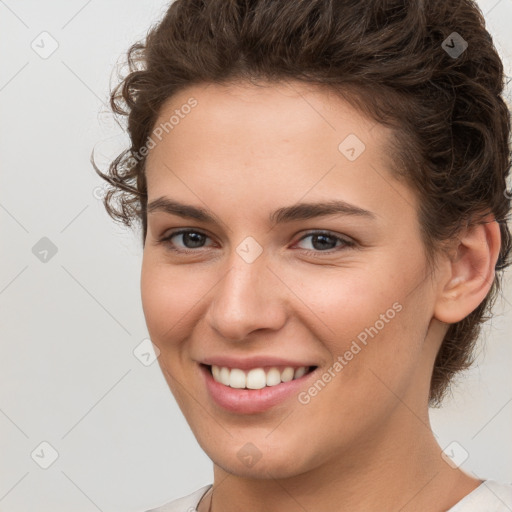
[198,487,213,512]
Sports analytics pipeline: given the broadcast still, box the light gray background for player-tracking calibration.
[1,1,511,511]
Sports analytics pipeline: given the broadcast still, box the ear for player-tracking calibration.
[433,214,501,324]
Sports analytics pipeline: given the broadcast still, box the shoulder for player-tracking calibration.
[448,480,512,511]
[143,484,212,512]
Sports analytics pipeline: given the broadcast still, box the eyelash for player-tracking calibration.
[157,229,356,256]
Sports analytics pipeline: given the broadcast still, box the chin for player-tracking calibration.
[199,435,315,479]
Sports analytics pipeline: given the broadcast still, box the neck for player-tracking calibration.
[202,412,481,512]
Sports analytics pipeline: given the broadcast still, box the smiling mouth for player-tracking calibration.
[203,364,317,390]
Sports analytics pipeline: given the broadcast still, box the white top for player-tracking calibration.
[144,480,512,511]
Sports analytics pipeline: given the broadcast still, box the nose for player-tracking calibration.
[205,249,288,341]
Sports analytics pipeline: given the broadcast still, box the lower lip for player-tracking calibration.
[200,364,317,414]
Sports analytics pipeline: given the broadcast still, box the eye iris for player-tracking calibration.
[311,234,337,251]
[182,232,205,248]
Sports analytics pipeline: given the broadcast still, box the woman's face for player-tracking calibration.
[141,80,444,477]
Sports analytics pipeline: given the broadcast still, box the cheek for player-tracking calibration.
[293,255,428,381]
[140,257,195,342]
[140,260,167,335]
[289,264,403,343]
[140,255,222,355]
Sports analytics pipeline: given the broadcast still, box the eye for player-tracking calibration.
[158,229,215,253]
[294,231,355,254]
[157,229,355,255]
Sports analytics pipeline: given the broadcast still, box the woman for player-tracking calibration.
[94,0,512,510]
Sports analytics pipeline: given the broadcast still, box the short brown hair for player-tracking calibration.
[93,0,512,406]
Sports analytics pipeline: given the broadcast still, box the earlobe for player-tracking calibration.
[433,214,501,324]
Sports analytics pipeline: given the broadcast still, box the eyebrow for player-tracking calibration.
[147,197,377,225]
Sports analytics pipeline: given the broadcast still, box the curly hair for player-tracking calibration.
[93,0,512,406]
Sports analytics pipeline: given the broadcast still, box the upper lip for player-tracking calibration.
[199,355,318,370]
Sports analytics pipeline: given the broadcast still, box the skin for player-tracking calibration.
[140,80,501,512]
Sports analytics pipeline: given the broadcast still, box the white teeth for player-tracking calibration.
[246,368,267,389]
[210,365,311,389]
[281,367,295,382]
[229,368,246,389]
[266,367,281,387]
[219,367,230,386]
[294,367,307,379]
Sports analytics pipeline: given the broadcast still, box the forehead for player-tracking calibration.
[145,80,392,174]
[149,80,380,146]
[143,80,417,226]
